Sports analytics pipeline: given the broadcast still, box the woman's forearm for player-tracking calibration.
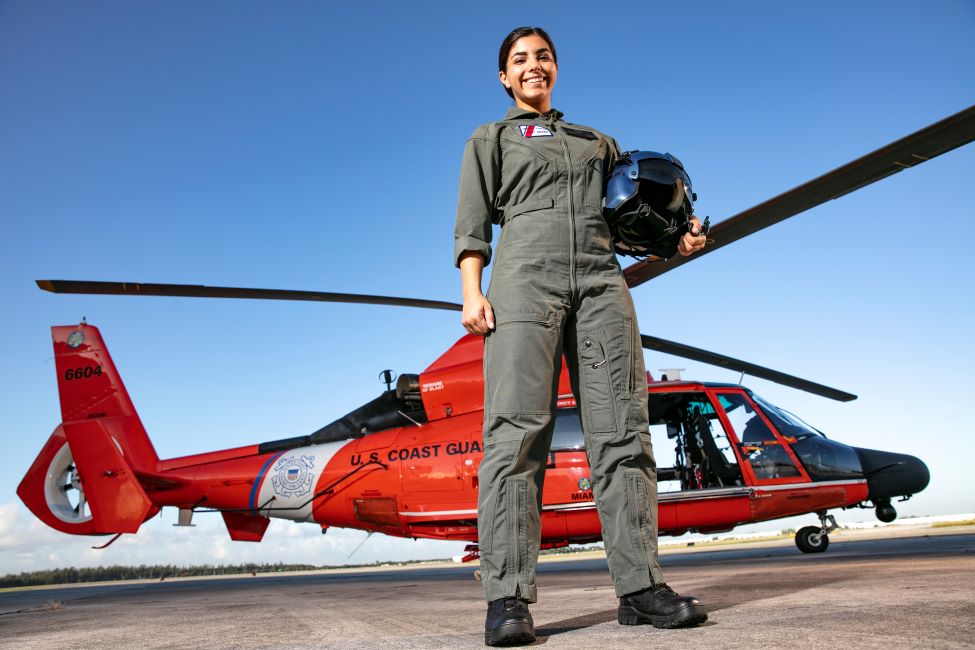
[459,251,486,298]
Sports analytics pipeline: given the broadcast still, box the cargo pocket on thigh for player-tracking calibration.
[625,470,654,567]
[579,334,617,434]
[485,314,556,415]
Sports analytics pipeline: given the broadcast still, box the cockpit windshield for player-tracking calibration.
[748,392,863,481]
[750,394,823,439]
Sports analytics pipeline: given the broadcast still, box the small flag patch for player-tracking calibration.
[519,125,553,138]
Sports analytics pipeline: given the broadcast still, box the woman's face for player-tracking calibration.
[499,34,557,112]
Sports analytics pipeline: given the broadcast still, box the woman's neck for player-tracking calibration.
[515,98,552,115]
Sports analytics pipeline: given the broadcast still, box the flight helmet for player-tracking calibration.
[604,151,697,258]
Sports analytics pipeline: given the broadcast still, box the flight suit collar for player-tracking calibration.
[504,106,564,122]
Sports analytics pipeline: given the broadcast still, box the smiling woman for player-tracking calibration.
[454,26,708,647]
[496,27,557,110]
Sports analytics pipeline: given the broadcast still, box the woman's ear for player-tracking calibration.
[498,70,510,90]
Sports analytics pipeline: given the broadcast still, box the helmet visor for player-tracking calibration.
[637,158,691,189]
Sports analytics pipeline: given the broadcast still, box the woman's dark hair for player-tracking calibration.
[498,27,557,98]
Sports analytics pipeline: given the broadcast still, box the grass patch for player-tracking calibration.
[932,519,975,528]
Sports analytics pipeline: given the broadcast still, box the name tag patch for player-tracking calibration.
[563,126,598,140]
[519,125,553,138]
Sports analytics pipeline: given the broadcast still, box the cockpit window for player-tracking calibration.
[718,392,801,480]
[751,394,822,439]
[720,393,776,443]
[740,444,802,480]
[745,394,863,480]
[789,436,863,480]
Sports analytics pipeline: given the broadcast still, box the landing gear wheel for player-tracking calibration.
[795,525,829,553]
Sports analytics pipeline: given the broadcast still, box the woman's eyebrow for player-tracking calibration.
[510,47,552,59]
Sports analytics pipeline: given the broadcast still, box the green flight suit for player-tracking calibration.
[454,107,665,603]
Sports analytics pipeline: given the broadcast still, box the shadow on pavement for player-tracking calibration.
[533,570,847,640]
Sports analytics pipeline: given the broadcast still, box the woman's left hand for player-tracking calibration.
[678,216,707,256]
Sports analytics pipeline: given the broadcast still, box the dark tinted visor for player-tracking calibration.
[638,158,691,190]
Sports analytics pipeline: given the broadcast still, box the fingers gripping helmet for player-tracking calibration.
[604,151,696,258]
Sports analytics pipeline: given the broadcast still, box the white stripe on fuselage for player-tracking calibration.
[256,440,347,522]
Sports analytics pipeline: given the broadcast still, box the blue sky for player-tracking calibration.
[1,1,973,574]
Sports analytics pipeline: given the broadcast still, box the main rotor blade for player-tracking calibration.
[36,280,463,312]
[642,334,857,402]
[625,104,975,288]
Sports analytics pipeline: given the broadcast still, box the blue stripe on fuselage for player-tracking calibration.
[249,451,285,511]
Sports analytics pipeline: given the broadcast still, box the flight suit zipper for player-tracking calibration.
[551,114,577,298]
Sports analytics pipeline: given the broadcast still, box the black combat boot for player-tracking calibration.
[484,596,535,646]
[618,583,708,629]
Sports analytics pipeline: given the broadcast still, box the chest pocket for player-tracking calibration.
[497,133,558,223]
[502,197,554,224]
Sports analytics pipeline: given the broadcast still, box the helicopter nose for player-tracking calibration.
[853,447,930,501]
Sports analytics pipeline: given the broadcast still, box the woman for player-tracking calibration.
[454,27,708,646]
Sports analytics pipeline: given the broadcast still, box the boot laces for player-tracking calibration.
[502,597,524,611]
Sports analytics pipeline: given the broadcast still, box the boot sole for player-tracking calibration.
[618,603,708,629]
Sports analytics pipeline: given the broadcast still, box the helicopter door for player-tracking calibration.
[715,391,805,485]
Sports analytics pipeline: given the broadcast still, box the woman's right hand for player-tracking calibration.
[462,292,495,336]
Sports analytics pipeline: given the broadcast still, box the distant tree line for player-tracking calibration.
[0,558,454,588]
[1,563,318,588]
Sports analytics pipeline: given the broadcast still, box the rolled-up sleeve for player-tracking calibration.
[454,134,500,268]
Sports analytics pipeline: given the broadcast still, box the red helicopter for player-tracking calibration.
[18,105,974,557]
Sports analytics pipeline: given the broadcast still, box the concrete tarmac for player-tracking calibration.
[1,529,973,649]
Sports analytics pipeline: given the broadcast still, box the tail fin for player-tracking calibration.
[18,324,160,535]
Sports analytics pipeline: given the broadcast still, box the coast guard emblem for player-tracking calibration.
[271,455,315,498]
[519,125,552,138]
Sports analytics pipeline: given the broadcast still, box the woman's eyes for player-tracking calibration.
[512,54,550,65]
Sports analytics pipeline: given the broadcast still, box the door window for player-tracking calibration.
[718,392,801,481]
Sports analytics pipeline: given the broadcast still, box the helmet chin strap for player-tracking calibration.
[665,178,686,213]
